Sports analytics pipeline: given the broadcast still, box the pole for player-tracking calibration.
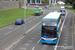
[49,0,51,9]
[24,0,26,35]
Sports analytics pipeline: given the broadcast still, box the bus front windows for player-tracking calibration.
[42,19,57,38]
[42,19,57,26]
[42,27,56,38]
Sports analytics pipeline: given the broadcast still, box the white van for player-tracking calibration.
[60,6,65,12]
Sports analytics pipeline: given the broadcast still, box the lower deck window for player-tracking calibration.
[42,31,56,38]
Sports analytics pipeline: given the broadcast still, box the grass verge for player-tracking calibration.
[0,8,35,28]
[66,8,75,12]
[53,5,61,8]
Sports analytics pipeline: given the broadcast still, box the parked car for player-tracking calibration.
[45,6,49,8]
[35,5,39,8]
[15,19,24,25]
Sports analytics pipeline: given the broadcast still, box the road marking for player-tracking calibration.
[26,21,41,34]
[0,25,13,30]
[64,40,68,42]
[37,39,41,44]
[4,35,25,50]
[63,46,73,49]
[64,37,68,39]
[28,40,32,42]
[63,43,68,46]
[14,26,21,30]
[65,33,69,34]
[25,44,29,46]
[19,48,26,49]
[33,18,36,20]
[32,47,35,50]
[37,17,38,18]
[72,12,75,50]
[54,11,68,50]
[8,27,13,29]
[43,45,48,47]
[4,31,12,36]
[34,35,37,36]
[64,35,69,36]
[31,37,35,39]
[28,20,32,23]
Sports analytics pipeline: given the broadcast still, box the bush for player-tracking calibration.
[73,2,75,9]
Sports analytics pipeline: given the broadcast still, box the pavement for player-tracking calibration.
[73,12,75,50]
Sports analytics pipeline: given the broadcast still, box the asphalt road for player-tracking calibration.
[10,8,74,50]
[0,8,50,50]
[0,7,74,50]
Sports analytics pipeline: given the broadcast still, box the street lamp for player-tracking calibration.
[24,0,26,35]
[49,0,51,9]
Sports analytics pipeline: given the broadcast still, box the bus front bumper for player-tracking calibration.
[41,38,57,44]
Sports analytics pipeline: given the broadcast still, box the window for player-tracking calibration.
[42,19,57,26]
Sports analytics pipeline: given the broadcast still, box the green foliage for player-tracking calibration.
[65,0,75,4]
[42,0,49,4]
[73,2,75,9]
[66,8,75,12]
[0,8,35,28]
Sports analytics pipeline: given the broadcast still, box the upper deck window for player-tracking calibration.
[42,19,57,26]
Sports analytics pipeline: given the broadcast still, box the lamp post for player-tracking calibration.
[24,0,26,35]
[49,0,51,9]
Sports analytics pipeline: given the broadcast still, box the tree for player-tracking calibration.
[73,2,75,9]
[65,0,75,4]
[42,0,49,4]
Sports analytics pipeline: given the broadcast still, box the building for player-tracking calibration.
[26,0,42,4]
[57,0,65,2]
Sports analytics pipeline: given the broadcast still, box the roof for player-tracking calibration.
[43,12,61,19]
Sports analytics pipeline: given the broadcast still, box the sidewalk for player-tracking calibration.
[73,13,75,50]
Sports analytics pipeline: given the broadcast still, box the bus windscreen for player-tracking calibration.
[42,19,57,38]
[42,19,57,26]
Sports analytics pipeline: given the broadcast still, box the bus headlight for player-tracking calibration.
[42,39,45,41]
[53,39,56,42]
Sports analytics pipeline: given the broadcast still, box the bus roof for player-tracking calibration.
[43,12,61,19]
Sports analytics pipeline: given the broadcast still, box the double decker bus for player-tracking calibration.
[41,12,62,44]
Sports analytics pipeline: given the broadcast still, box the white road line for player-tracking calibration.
[4,31,12,36]
[54,11,68,50]
[0,25,13,30]
[64,35,69,36]
[63,43,68,46]
[5,36,25,50]
[33,18,36,20]
[8,27,13,29]
[32,47,35,50]
[26,21,41,34]
[25,44,29,46]
[43,45,48,47]
[28,40,32,42]
[37,39,41,44]
[19,48,26,49]
[31,37,35,39]
[65,33,69,34]
[34,35,37,36]
[37,17,38,18]
[64,40,68,42]
[72,12,75,50]
[28,20,32,23]
[14,26,21,30]
[64,37,68,39]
